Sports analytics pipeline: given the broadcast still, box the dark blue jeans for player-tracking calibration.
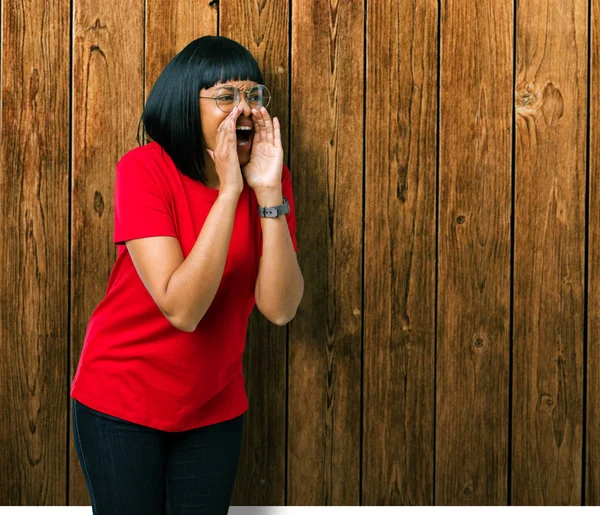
[72,397,245,515]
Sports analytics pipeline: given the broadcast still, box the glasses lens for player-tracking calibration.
[247,85,271,109]
[215,86,237,112]
[214,85,271,112]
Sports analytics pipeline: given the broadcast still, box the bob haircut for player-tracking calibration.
[136,35,264,186]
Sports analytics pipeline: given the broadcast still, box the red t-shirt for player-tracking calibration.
[70,141,298,432]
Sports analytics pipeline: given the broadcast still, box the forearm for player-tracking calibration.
[255,187,304,325]
[166,189,240,331]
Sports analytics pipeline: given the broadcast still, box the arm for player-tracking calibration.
[126,189,240,332]
[254,186,304,325]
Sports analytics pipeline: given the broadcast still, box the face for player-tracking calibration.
[199,79,258,167]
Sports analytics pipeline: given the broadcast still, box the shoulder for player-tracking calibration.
[115,143,174,191]
[117,142,160,170]
[113,144,177,207]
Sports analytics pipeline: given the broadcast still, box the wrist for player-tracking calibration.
[255,186,283,206]
[218,185,243,199]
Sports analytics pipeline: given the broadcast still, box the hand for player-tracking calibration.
[241,106,284,192]
[205,104,245,194]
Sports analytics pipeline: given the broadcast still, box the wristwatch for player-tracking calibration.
[258,196,290,218]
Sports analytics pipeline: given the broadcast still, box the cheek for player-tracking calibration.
[201,126,214,147]
[200,109,228,146]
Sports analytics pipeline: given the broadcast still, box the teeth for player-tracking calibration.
[236,126,252,130]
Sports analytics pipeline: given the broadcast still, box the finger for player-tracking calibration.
[228,105,242,141]
[260,106,274,145]
[254,106,267,137]
[229,104,242,126]
[251,117,261,147]
[214,106,236,152]
[273,116,281,147]
[251,108,262,144]
[221,105,238,127]
[219,104,241,133]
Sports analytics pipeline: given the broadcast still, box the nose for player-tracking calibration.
[237,94,253,115]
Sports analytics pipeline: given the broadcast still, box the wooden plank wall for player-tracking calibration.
[1,0,598,507]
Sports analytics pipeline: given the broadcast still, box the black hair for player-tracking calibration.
[136,35,264,185]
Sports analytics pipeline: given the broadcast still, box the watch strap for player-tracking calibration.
[258,196,290,218]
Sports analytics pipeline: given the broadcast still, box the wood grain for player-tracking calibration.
[146,0,216,102]
[513,0,587,504]
[436,0,513,505]
[68,0,144,505]
[1,0,597,506]
[587,0,600,505]
[220,0,289,505]
[288,0,363,505]
[364,0,438,506]
[0,0,70,505]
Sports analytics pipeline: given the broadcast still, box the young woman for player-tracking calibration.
[70,35,302,514]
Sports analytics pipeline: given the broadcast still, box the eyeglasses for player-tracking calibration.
[199,84,271,113]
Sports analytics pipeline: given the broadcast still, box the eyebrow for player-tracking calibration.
[213,84,251,91]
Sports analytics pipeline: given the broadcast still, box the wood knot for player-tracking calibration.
[516,81,564,127]
[93,191,105,216]
[540,82,564,126]
[516,83,540,110]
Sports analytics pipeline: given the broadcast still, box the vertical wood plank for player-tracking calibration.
[219,0,288,505]
[364,0,438,505]
[0,0,592,506]
[587,0,600,504]
[513,0,587,505]
[436,0,513,505]
[0,0,70,505]
[145,0,216,101]
[288,0,363,505]
[68,0,144,505]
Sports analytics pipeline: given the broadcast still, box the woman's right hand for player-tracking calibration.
[204,104,244,195]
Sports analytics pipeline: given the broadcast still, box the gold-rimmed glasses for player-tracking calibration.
[199,84,271,113]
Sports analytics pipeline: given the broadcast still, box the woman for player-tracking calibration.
[70,35,302,514]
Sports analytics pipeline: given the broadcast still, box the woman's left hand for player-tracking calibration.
[241,106,283,192]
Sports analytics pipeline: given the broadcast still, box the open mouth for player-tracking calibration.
[235,128,253,148]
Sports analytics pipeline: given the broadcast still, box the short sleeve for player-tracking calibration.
[113,154,177,245]
[258,163,298,256]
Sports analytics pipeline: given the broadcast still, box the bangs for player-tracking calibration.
[200,42,264,90]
